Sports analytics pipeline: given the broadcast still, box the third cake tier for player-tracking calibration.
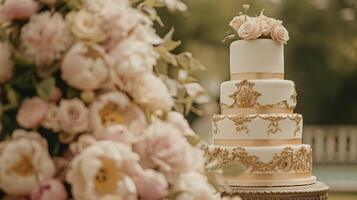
[212,113,302,147]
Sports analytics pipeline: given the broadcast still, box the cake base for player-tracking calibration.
[217,176,316,187]
[221,181,329,200]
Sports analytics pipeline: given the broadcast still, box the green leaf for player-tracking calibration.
[185,134,201,146]
[4,85,19,110]
[155,47,177,66]
[184,97,193,116]
[222,34,238,42]
[66,87,81,99]
[173,102,184,114]
[36,77,55,100]
[155,59,169,75]
[222,161,246,177]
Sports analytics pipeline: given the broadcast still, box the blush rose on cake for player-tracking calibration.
[0,0,241,199]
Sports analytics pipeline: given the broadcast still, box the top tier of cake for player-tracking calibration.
[230,39,284,78]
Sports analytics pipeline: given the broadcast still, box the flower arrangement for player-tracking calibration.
[226,5,289,44]
[0,0,232,199]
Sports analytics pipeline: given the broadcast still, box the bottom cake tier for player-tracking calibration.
[205,144,316,186]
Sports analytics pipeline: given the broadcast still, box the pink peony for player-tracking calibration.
[48,87,62,102]
[133,169,169,200]
[134,121,203,175]
[16,97,48,129]
[30,179,68,200]
[2,0,38,20]
[21,11,72,67]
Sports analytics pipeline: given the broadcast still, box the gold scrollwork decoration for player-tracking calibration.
[229,80,261,108]
[228,115,258,134]
[205,146,312,173]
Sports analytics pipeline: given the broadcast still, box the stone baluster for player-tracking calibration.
[350,128,357,162]
[313,127,325,163]
[326,128,336,162]
[337,127,347,162]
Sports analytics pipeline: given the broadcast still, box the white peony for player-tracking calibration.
[41,103,61,132]
[0,130,55,195]
[166,111,195,136]
[58,98,89,135]
[238,19,262,40]
[21,11,72,67]
[128,73,174,112]
[66,141,141,200]
[90,91,147,138]
[271,24,290,44]
[66,9,107,43]
[0,42,13,84]
[109,38,159,79]
[172,172,219,200]
[164,0,187,12]
[61,43,110,91]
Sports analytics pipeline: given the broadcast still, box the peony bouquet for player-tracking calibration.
[0,0,222,199]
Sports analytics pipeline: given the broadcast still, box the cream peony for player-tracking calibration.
[109,38,159,79]
[61,43,110,91]
[133,169,169,200]
[0,130,55,195]
[134,121,204,176]
[100,125,134,145]
[16,97,48,129]
[229,15,249,31]
[238,19,262,40]
[58,99,89,135]
[66,9,107,43]
[271,24,290,44]
[41,104,61,132]
[66,141,141,200]
[172,172,218,200]
[90,91,147,138]
[128,73,174,112]
[166,111,195,136]
[21,11,72,67]
[0,42,13,84]
[2,0,38,20]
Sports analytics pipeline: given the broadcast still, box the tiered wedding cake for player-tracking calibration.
[206,13,316,186]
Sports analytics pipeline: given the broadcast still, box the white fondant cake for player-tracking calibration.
[220,79,296,114]
[212,113,302,146]
[207,37,316,186]
[230,39,284,75]
[206,144,316,186]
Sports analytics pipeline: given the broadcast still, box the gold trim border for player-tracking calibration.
[221,107,294,115]
[231,72,284,80]
[213,138,302,147]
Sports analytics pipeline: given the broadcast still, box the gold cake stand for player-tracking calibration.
[221,182,329,200]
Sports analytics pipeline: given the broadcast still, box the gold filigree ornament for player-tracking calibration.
[260,115,286,135]
[228,115,258,134]
[288,114,302,137]
[206,146,312,173]
[212,115,228,135]
[229,80,261,108]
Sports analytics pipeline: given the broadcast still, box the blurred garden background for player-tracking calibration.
[158,0,357,199]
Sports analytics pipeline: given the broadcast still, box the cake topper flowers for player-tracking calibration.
[225,4,290,44]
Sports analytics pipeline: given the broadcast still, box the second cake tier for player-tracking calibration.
[212,113,303,146]
[220,79,297,115]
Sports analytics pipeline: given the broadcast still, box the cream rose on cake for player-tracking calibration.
[128,73,174,112]
[238,19,262,40]
[0,42,13,84]
[0,130,55,195]
[229,15,249,31]
[66,9,107,43]
[66,141,141,200]
[58,98,89,135]
[21,11,72,67]
[61,43,110,91]
[271,23,290,44]
[90,91,147,139]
